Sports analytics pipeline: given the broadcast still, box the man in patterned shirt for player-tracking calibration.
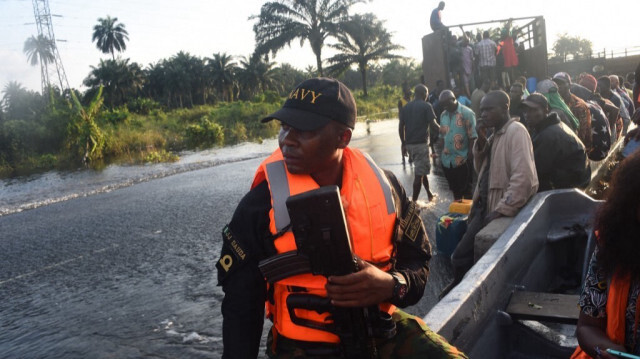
[438,90,477,200]
[474,31,497,86]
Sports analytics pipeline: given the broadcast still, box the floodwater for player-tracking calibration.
[0,119,455,358]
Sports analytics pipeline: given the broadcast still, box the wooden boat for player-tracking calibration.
[424,188,600,358]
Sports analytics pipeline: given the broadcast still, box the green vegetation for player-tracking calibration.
[0,83,404,178]
[551,33,593,62]
[327,13,403,96]
[92,16,129,60]
[1,4,420,178]
[252,0,364,76]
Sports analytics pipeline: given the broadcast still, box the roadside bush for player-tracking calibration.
[253,90,283,104]
[185,116,224,148]
[211,101,280,143]
[225,122,248,144]
[100,107,130,125]
[103,126,167,158]
[143,149,179,163]
[150,109,168,122]
[173,106,213,123]
[127,97,160,115]
[36,154,57,168]
[0,156,13,177]
[354,85,401,120]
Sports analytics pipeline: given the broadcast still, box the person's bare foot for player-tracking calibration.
[427,191,435,202]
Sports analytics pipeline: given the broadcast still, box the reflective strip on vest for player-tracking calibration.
[266,154,395,230]
[265,160,290,232]
[362,152,395,215]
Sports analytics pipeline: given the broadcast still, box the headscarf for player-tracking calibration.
[579,74,597,93]
[536,79,580,132]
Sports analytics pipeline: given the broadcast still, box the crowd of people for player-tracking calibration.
[437,23,523,99]
[400,59,639,298]
[406,67,638,202]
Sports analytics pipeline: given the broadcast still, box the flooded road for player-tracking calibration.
[0,119,454,358]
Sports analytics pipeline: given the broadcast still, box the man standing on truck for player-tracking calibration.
[474,31,498,86]
[430,1,446,32]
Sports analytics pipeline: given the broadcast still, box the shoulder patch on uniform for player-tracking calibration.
[216,225,248,284]
[400,201,422,242]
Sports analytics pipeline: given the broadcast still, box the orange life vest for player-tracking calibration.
[570,272,634,358]
[251,147,398,343]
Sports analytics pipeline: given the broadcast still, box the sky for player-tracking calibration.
[1,0,639,93]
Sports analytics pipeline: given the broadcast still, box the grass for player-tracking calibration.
[0,85,401,178]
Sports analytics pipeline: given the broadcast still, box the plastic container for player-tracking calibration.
[449,199,473,215]
[526,77,537,95]
[435,213,468,256]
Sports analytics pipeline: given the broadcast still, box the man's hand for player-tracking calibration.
[476,120,488,149]
[467,138,476,163]
[401,144,407,158]
[325,258,395,307]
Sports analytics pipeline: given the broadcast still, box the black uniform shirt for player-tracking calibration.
[217,170,431,358]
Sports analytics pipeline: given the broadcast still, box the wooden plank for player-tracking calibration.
[506,291,580,325]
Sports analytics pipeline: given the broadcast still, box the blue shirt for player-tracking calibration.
[430,8,443,31]
[457,95,471,107]
[439,103,477,168]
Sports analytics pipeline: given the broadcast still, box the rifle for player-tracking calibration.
[259,186,395,358]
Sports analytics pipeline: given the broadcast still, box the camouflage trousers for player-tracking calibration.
[266,309,468,359]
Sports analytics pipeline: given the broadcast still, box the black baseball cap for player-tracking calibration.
[521,93,549,111]
[261,77,356,131]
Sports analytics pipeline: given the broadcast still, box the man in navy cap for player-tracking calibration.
[217,78,467,358]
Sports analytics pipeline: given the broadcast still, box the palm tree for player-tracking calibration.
[92,16,129,60]
[208,53,237,102]
[23,35,55,66]
[144,61,171,107]
[168,51,204,108]
[326,13,403,96]
[83,58,144,108]
[251,0,362,76]
[2,81,26,110]
[273,63,306,96]
[304,65,318,78]
[1,81,40,121]
[381,59,422,87]
[237,54,278,100]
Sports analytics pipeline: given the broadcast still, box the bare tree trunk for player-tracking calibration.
[361,67,368,97]
[316,54,323,77]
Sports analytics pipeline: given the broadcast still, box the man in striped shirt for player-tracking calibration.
[474,31,497,86]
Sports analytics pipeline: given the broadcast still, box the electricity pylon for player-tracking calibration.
[31,0,69,94]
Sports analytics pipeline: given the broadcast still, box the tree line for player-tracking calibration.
[1,0,423,177]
